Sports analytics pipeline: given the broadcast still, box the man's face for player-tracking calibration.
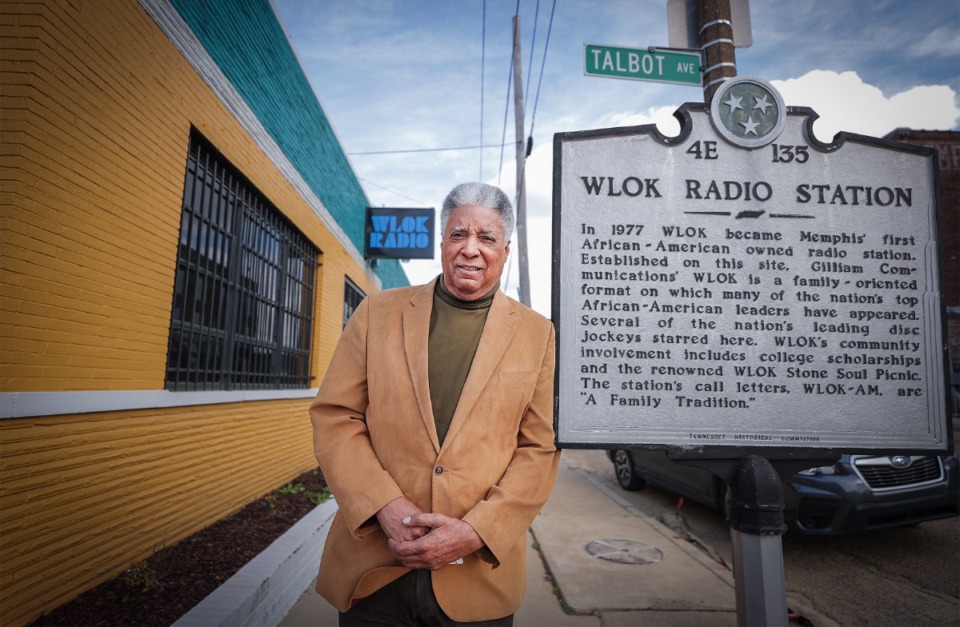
[440,204,510,301]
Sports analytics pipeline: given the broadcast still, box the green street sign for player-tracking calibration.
[584,43,702,86]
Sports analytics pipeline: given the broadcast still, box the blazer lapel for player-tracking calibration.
[442,290,517,447]
[403,279,441,454]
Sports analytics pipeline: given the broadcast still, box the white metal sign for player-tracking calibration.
[553,78,947,453]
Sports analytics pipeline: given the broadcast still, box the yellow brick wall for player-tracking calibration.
[0,1,381,623]
[1,1,379,391]
[0,400,316,625]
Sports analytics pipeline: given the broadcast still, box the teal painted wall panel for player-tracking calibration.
[169,0,407,288]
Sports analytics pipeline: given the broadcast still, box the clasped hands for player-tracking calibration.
[377,497,484,571]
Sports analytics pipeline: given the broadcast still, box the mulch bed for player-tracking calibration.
[30,468,328,627]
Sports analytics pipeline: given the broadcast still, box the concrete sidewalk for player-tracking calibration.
[279,453,741,626]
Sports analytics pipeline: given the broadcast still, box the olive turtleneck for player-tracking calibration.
[428,276,496,446]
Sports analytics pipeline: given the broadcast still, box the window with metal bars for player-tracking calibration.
[165,131,318,390]
[342,277,366,329]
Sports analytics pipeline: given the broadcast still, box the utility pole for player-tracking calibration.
[697,0,737,102]
[512,15,530,307]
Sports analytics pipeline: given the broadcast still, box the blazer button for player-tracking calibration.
[434,465,444,475]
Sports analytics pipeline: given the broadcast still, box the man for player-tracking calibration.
[310,182,560,626]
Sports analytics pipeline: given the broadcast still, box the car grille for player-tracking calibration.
[854,456,943,490]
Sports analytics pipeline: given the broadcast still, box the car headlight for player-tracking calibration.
[798,464,838,476]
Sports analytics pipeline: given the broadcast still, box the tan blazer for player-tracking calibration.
[310,278,560,622]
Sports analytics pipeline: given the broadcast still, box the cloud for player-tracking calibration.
[906,26,960,59]
[600,105,688,137]
[773,70,960,141]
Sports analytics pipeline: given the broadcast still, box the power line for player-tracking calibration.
[524,0,540,106]
[496,0,524,186]
[357,177,427,206]
[496,46,513,187]
[348,143,507,156]
[479,0,486,181]
[529,0,556,142]
[492,0,554,185]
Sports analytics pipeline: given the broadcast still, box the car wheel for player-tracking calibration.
[613,450,645,491]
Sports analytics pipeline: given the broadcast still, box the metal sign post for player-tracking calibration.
[675,453,838,626]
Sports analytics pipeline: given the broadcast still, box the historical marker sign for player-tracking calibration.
[584,43,702,86]
[553,77,948,454]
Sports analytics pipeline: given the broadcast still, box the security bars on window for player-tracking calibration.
[342,277,366,329]
[165,132,317,391]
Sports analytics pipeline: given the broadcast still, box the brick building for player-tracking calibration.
[1,1,407,623]
[883,130,959,371]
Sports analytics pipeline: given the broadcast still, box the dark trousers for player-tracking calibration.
[339,569,514,627]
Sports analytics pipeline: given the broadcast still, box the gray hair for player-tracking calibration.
[440,182,514,241]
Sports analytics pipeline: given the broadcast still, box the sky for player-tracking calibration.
[271,0,960,315]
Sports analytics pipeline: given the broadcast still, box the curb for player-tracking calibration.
[173,499,338,627]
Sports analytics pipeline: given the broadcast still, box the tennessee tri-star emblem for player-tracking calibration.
[710,76,786,149]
